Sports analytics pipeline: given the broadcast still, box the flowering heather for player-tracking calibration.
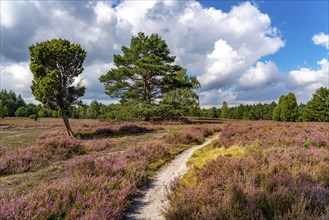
[0,119,221,219]
[83,139,112,152]
[166,125,221,144]
[213,121,329,149]
[165,121,329,219]
[37,136,84,159]
[74,121,160,138]
[0,136,84,176]
[1,136,191,218]
[125,141,169,164]
[0,146,48,175]
[166,146,329,219]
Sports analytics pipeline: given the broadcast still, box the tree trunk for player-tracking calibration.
[144,113,150,121]
[61,112,75,137]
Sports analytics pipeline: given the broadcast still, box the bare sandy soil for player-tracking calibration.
[127,136,217,220]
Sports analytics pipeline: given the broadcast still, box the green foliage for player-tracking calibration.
[29,39,86,136]
[273,93,299,122]
[220,101,229,118]
[303,87,329,122]
[100,32,196,120]
[15,107,29,117]
[0,100,9,118]
[161,69,201,117]
[86,100,103,119]
[0,90,26,117]
[29,114,38,120]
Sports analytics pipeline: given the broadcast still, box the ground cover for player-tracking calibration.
[165,121,329,219]
[0,117,222,219]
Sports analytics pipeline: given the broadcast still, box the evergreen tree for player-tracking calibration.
[29,39,86,136]
[220,101,229,118]
[273,93,299,122]
[100,32,194,121]
[303,87,329,122]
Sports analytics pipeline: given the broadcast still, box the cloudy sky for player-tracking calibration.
[1,0,328,107]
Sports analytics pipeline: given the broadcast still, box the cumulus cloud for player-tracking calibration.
[238,61,281,90]
[1,0,289,106]
[286,59,328,103]
[0,62,33,99]
[312,33,329,50]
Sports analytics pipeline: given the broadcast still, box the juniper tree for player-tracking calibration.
[29,39,86,136]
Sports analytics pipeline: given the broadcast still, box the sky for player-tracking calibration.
[1,0,328,107]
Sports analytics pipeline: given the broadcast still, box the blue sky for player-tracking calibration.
[1,0,328,107]
[202,0,328,71]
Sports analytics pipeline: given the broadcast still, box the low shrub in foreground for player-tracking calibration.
[0,137,84,176]
[1,138,195,218]
[165,146,329,219]
[0,123,220,218]
[0,146,48,175]
[165,121,329,219]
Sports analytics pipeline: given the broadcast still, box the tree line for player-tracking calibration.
[1,33,328,136]
[2,86,328,123]
[201,88,329,122]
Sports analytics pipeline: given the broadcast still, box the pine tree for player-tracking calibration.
[303,87,329,122]
[100,32,194,121]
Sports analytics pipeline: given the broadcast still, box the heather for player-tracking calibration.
[166,125,222,145]
[213,121,329,149]
[0,118,221,219]
[165,121,329,219]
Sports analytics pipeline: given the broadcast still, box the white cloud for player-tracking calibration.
[312,32,329,50]
[1,0,287,106]
[199,39,245,90]
[199,89,237,108]
[238,61,281,90]
[287,59,329,103]
[1,62,32,97]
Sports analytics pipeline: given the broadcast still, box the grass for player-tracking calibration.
[188,144,246,170]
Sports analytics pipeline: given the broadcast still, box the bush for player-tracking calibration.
[165,121,329,219]
[29,114,38,120]
[166,125,221,144]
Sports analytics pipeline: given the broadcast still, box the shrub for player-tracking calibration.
[0,146,48,175]
[38,137,84,159]
[213,121,329,149]
[165,121,329,219]
[166,125,221,145]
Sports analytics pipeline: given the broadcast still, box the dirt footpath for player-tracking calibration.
[127,136,217,220]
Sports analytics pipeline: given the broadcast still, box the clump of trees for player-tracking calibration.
[29,39,86,136]
[0,90,27,118]
[273,92,299,122]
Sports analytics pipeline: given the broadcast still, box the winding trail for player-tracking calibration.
[127,136,218,220]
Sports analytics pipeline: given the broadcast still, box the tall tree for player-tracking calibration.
[161,69,201,117]
[99,32,191,121]
[0,100,9,119]
[303,87,329,122]
[29,39,86,136]
[273,93,299,122]
[220,101,229,118]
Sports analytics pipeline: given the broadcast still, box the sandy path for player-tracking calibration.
[127,136,217,220]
